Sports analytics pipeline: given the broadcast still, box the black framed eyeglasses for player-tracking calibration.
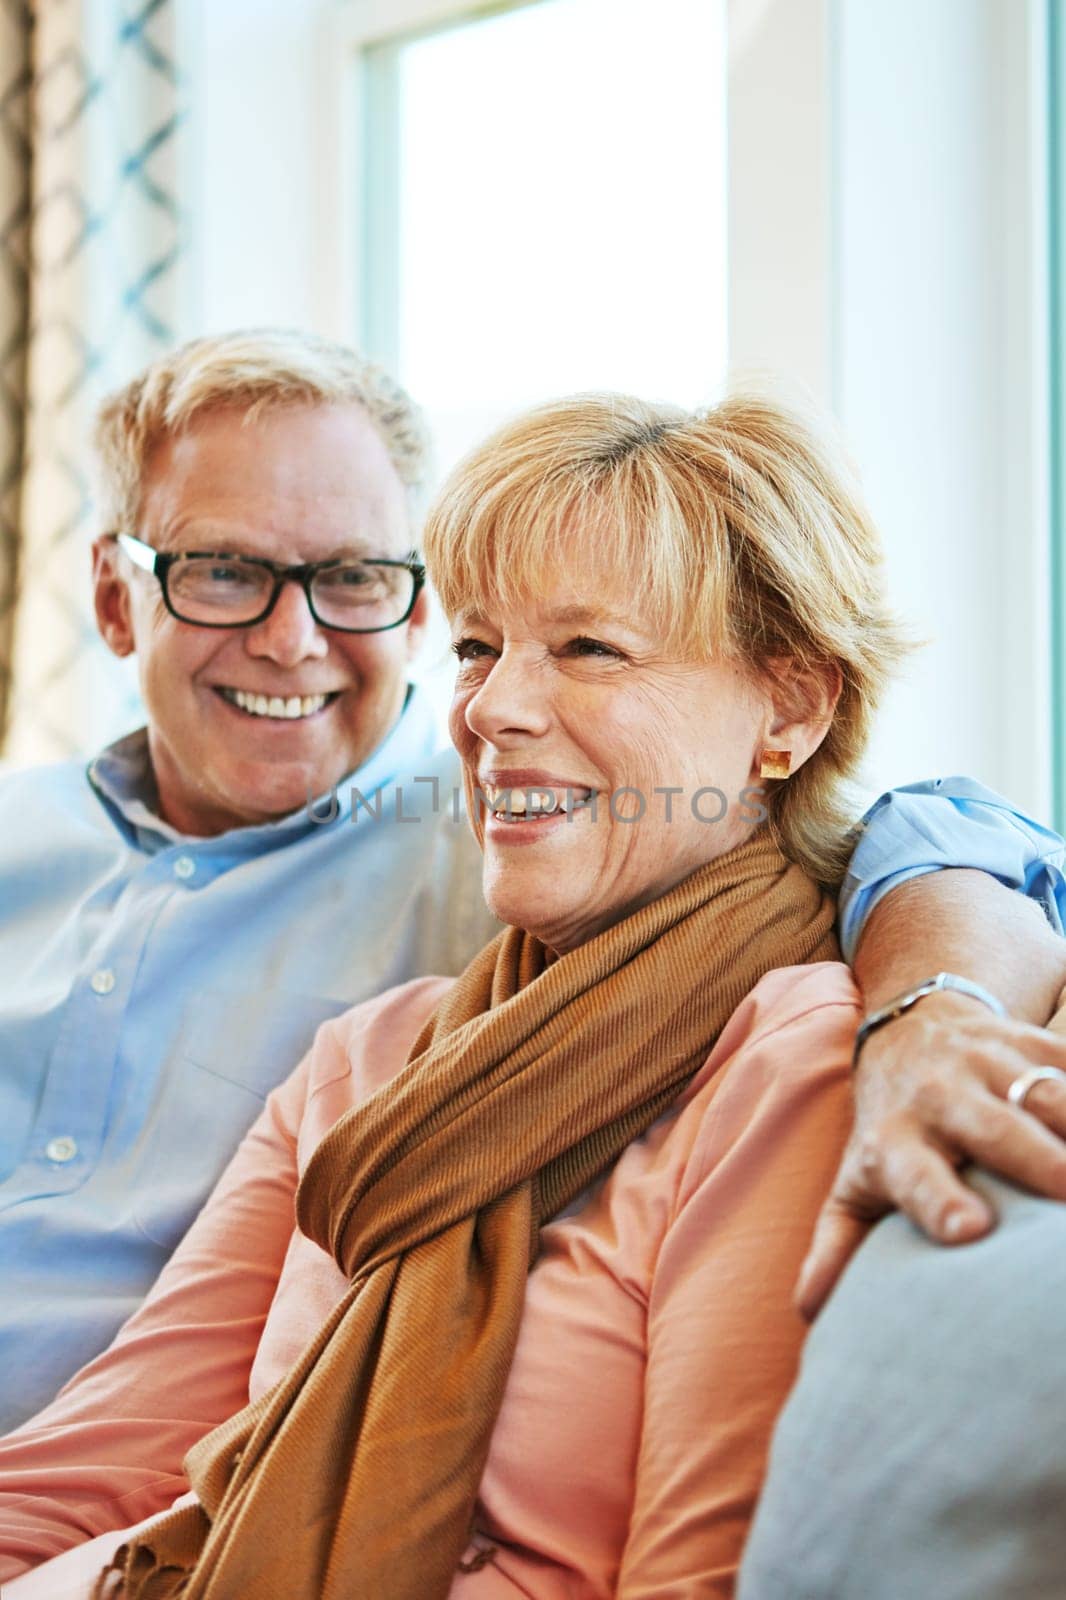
[111,532,426,634]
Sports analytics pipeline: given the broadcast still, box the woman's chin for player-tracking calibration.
[485,877,607,952]
[487,883,575,944]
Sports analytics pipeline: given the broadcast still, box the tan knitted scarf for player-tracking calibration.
[94,830,837,1600]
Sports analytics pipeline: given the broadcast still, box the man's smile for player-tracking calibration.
[214,687,341,721]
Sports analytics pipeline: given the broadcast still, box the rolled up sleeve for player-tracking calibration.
[839,776,1066,963]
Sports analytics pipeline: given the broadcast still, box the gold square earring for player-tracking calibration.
[759,749,792,781]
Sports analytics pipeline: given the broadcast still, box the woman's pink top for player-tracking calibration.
[0,963,858,1599]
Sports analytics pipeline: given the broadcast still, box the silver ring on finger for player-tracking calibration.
[1006,1065,1066,1111]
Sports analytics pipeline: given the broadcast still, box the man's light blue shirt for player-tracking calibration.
[839,776,1066,961]
[0,755,1062,1432]
[0,688,496,1430]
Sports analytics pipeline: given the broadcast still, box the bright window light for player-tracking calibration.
[380,0,728,479]
[363,0,727,716]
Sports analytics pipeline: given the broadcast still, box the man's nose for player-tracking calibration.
[244,580,329,666]
[463,647,552,743]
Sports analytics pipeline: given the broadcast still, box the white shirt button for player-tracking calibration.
[45,1136,78,1163]
[90,968,116,995]
[173,855,195,880]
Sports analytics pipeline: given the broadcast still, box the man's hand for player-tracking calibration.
[796,990,1066,1319]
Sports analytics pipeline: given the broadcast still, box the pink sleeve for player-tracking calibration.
[0,1047,315,1581]
[616,994,859,1599]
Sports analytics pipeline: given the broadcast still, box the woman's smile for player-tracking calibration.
[479,770,597,844]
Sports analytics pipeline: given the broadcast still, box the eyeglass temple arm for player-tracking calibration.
[114,533,161,576]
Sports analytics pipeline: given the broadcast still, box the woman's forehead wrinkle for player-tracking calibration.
[452,597,641,634]
[544,602,633,628]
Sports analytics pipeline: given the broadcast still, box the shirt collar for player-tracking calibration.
[87,684,444,854]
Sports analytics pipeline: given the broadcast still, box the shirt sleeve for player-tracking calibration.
[0,1048,312,1581]
[838,776,1066,963]
[616,986,860,1599]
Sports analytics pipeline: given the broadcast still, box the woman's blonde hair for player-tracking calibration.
[94,328,429,530]
[423,391,911,886]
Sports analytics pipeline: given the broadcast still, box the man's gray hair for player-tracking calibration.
[94,328,430,531]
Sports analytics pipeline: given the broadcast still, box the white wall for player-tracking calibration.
[831,0,1051,814]
[728,0,834,404]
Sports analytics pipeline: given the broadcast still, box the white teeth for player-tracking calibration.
[223,689,329,720]
[485,785,592,817]
[490,789,554,816]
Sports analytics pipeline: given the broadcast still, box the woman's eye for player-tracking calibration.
[566,636,621,659]
[451,637,495,663]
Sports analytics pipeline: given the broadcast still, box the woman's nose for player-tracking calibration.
[463,648,552,744]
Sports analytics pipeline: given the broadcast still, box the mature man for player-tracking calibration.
[1,328,1065,1438]
[0,332,494,1430]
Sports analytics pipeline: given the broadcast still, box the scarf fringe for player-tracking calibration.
[91,1544,192,1600]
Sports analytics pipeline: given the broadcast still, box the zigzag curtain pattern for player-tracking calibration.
[0,0,186,764]
[0,0,30,751]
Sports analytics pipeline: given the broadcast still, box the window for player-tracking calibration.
[357,0,728,478]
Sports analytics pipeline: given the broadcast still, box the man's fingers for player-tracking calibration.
[796,1016,1066,1322]
[934,1088,1066,1201]
[795,1204,872,1322]
[1008,1075,1066,1138]
[986,1054,1066,1139]
[796,1128,999,1320]
[1010,1018,1066,1056]
[878,1133,994,1243]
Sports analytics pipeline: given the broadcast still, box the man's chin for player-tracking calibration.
[209,713,345,809]
[224,757,340,825]
[150,723,355,834]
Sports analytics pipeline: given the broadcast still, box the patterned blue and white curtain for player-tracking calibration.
[0,0,31,754]
[0,0,187,764]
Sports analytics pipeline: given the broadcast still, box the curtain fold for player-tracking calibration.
[1,0,187,764]
[0,0,32,748]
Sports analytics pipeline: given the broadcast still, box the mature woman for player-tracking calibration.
[1,392,907,1597]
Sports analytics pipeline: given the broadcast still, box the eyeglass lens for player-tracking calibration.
[166,558,416,630]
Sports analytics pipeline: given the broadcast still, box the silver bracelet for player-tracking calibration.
[853,971,1007,1068]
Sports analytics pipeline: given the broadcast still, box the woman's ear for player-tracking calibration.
[759,658,843,777]
[91,538,136,658]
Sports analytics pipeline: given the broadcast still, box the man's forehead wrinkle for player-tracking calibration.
[141,474,410,561]
[141,406,409,532]
[145,519,405,565]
